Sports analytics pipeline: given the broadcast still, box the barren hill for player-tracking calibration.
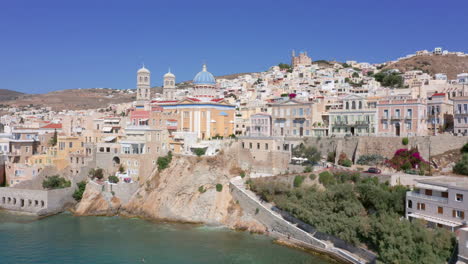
[0,89,25,102]
[384,54,468,79]
[2,88,136,111]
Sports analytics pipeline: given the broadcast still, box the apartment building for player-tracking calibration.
[377,95,427,136]
[453,96,468,135]
[406,177,468,231]
[427,93,453,135]
[249,113,272,137]
[328,94,377,136]
[269,99,325,137]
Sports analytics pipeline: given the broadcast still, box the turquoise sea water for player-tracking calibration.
[0,212,331,264]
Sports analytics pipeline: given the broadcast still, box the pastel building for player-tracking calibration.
[328,94,377,136]
[377,95,427,137]
[453,96,468,135]
[249,113,272,137]
[427,93,453,135]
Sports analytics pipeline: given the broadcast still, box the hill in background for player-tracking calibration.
[0,89,25,102]
[1,88,135,111]
[384,54,468,79]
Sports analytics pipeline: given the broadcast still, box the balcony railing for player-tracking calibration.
[407,191,448,204]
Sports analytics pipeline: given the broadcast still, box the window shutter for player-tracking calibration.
[453,210,456,217]
[462,211,465,220]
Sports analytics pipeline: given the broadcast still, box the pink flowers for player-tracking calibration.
[387,148,428,171]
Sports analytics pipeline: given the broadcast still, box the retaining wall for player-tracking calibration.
[0,186,74,215]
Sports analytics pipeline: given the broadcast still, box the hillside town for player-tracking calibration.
[3,48,468,263]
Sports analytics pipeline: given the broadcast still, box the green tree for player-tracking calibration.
[72,181,86,201]
[49,129,58,146]
[42,175,71,189]
[293,175,306,188]
[157,151,173,171]
[216,184,223,192]
[319,171,336,187]
[461,143,468,153]
[454,153,468,175]
[292,144,321,164]
[352,72,359,78]
[278,63,291,70]
[193,148,206,157]
[89,168,104,180]
[108,175,119,183]
[402,137,409,145]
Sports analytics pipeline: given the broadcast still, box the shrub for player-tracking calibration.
[461,143,468,154]
[42,175,71,190]
[402,137,409,145]
[293,175,306,188]
[387,148,428,172]
[327,152,336,163]
[157,152,173,171]
[72,181,86,201]
[255,208,259,214]
[216,184,223,192]
[303,166,312,173]
[240,171,246,178]
[319,171,336,187]
[356,154,384,165]
[108,175,119,184]
[193,148,206,157]
[454,154,468,175]
[309,174,316,180]
[89,168,104,180]
[118,165,125,173]
[339,159,352,167]
[198,186,206,193]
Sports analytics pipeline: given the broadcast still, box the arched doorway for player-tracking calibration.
[395,123,401,136]
[112,156,120,165]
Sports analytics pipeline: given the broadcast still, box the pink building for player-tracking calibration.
[377,95,427,137]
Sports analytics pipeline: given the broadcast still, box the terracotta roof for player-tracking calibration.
[41,123,62,129]
[211,98,224,102]
[432,93,446,97]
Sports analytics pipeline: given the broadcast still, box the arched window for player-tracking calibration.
[346,102,349,109]
[359,101,362,109]
[352,101,356,109]
[144,77,148,82]
[139,76,142,82]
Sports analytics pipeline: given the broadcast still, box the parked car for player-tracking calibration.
[367,167,381,174]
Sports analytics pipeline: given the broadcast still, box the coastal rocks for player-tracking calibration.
[75,149,266,232]
[74,184,121,216]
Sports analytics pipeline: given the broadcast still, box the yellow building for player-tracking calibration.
[154,97,235,140]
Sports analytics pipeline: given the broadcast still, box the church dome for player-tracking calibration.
[138,66,150,74]
[193,64,215,85]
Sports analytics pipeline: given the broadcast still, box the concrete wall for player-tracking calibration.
[87,180,138,204]
[0,186,74,215]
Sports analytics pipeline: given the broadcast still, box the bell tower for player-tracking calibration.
[137,65,151,101]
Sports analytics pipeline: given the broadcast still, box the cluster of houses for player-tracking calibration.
[1,50,468,189]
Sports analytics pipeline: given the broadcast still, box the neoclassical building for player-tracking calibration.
[152,64,235,140]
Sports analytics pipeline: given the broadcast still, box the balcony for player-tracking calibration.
[405,115,413,120]
[391,115,402,120]
[407,191,448,204]
[381,116,389,120]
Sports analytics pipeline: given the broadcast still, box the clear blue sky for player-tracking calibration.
[1,0,467,94]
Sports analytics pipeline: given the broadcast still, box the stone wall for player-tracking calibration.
[236,140,291,175]
[0,186,74,215]
[229,177,366,264]
[301,135,468,162]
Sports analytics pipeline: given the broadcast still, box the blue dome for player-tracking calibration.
[193,64,216,85]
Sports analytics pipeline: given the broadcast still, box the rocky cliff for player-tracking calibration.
[74,147,265,232]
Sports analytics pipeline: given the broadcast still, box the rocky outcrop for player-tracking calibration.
[74,148,265,232]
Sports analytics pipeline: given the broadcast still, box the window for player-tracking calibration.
[384,109,389,118]
[257,143,260,150]
[408,200,412,208]
[438,206,443,214]
[407,109,412,118]
[265,143,268,150]
[454,210,465,219]
[417,202,425,210]
[425,189,432,196]
[249,143,252,149]
[395,109,400,117]
[442,192,448,198]
[69,142,73,148]
[456,193,464,202]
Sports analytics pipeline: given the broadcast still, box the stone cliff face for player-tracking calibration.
[74,148,265,232]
